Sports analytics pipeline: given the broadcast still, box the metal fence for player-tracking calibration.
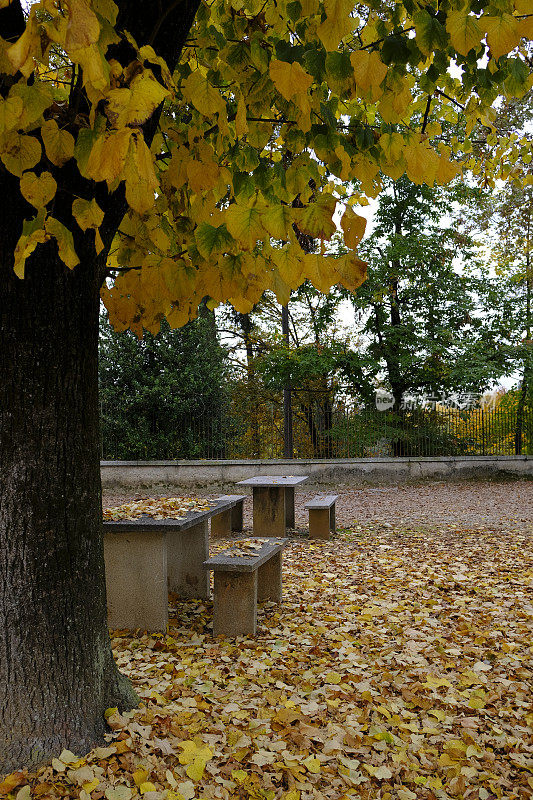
[100,398,533,460]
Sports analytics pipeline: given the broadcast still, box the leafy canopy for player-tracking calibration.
[3,0,533,334]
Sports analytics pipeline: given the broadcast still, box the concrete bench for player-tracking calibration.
[203,538,288,637]
[210,494,247,538]
[103,496,244,632]
[305,494,338,540]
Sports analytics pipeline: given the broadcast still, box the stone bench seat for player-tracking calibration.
[210,494,247,538]
[304,494,339,540]
[203,538,288,636]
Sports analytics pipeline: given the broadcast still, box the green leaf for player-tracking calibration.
[195,222,234,259]
[414,10,448,56]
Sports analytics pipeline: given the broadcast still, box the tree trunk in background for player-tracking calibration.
[281,304,293,459]
[0,242,137,773]
[238,313,261,456]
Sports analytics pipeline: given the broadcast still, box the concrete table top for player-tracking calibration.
[204,538,288,572]
[236,475,309,488]
[102,495,242,534]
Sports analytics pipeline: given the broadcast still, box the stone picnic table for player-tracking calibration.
[236,475,309,537]
[103,495,244,632]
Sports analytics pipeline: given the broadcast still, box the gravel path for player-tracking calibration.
[103,478,532,531]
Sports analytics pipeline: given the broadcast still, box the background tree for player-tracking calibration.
[0,0,531,773]
[99,306,229,459]
[470,91,533,452]
[343,176,509,409]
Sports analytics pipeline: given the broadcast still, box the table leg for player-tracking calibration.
[211,508,232,539]
[167,519,210,598]
[258,551,282,603]
[231,501,244,532]
[309,508,330,540]
[284,487,295,529]
[253,487,286,537]
[213,571,257,637]
[104,530,168,632]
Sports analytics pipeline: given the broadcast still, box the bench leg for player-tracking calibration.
[253,487,285,537]
[104,530,168,632]
[257,551,282,603]
[309,508,330,540]
[213,571,257,636]
[284,487,295,529]
[167,519,210,598]
[211,508,232,539]
[330,505,336,533]
[231,501,244,532]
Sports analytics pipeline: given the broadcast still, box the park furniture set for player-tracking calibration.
[103,475,338,636]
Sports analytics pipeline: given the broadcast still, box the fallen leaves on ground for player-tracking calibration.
[103,497,214,521]
[3,524,533,800]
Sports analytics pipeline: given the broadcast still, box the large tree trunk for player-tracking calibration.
[0,0,201,774]
[0,241,137,773]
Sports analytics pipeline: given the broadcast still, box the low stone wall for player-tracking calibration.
[101,456,532,492]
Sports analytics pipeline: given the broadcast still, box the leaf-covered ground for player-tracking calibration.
[4,519,532,800]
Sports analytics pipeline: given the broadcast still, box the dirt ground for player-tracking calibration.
[103,478,533,533]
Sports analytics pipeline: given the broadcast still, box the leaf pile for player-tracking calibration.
[103,498,214,522]
[223,539,269,559]
[2,524,532,799]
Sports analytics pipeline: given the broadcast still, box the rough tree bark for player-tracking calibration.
[0,0,200,774]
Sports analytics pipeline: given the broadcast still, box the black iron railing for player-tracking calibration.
[100,400,533,460]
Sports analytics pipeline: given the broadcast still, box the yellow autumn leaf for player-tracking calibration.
[19,171,57,209]
[350,50,387,99]
[187,159,221,194]
[72,197,105,232]
[82,778,100,793]
[13,222,47,279]
[45,217,80,270]
[106,71,170,128]
[186,758,207,782]
[334,252,367,293]
[340,206,367,249]
[41,119,75,167]
[261,204,293,240]
[104,788,132,800]
[140,782,157,794]
[378,83,413,124]
[0,95,23,135]
[269,59,313,102]
[303,756,321,773]
[225,202,265,249]
[404,140,440,186]
[423,674,452,689]
[183,70,226,117]
[124,134,158,215]
[72,197,105,252]
[325,671,342,684]
[84,128,132,185]
[317,0,357,51]
[133,768,150,787]
[1,133,41,178]
[484,14,521,60]
[64,0,101,51]
[296,193,337,239]
[447,8,483,56]
[7,10,41,77]
[178,741,213,765]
